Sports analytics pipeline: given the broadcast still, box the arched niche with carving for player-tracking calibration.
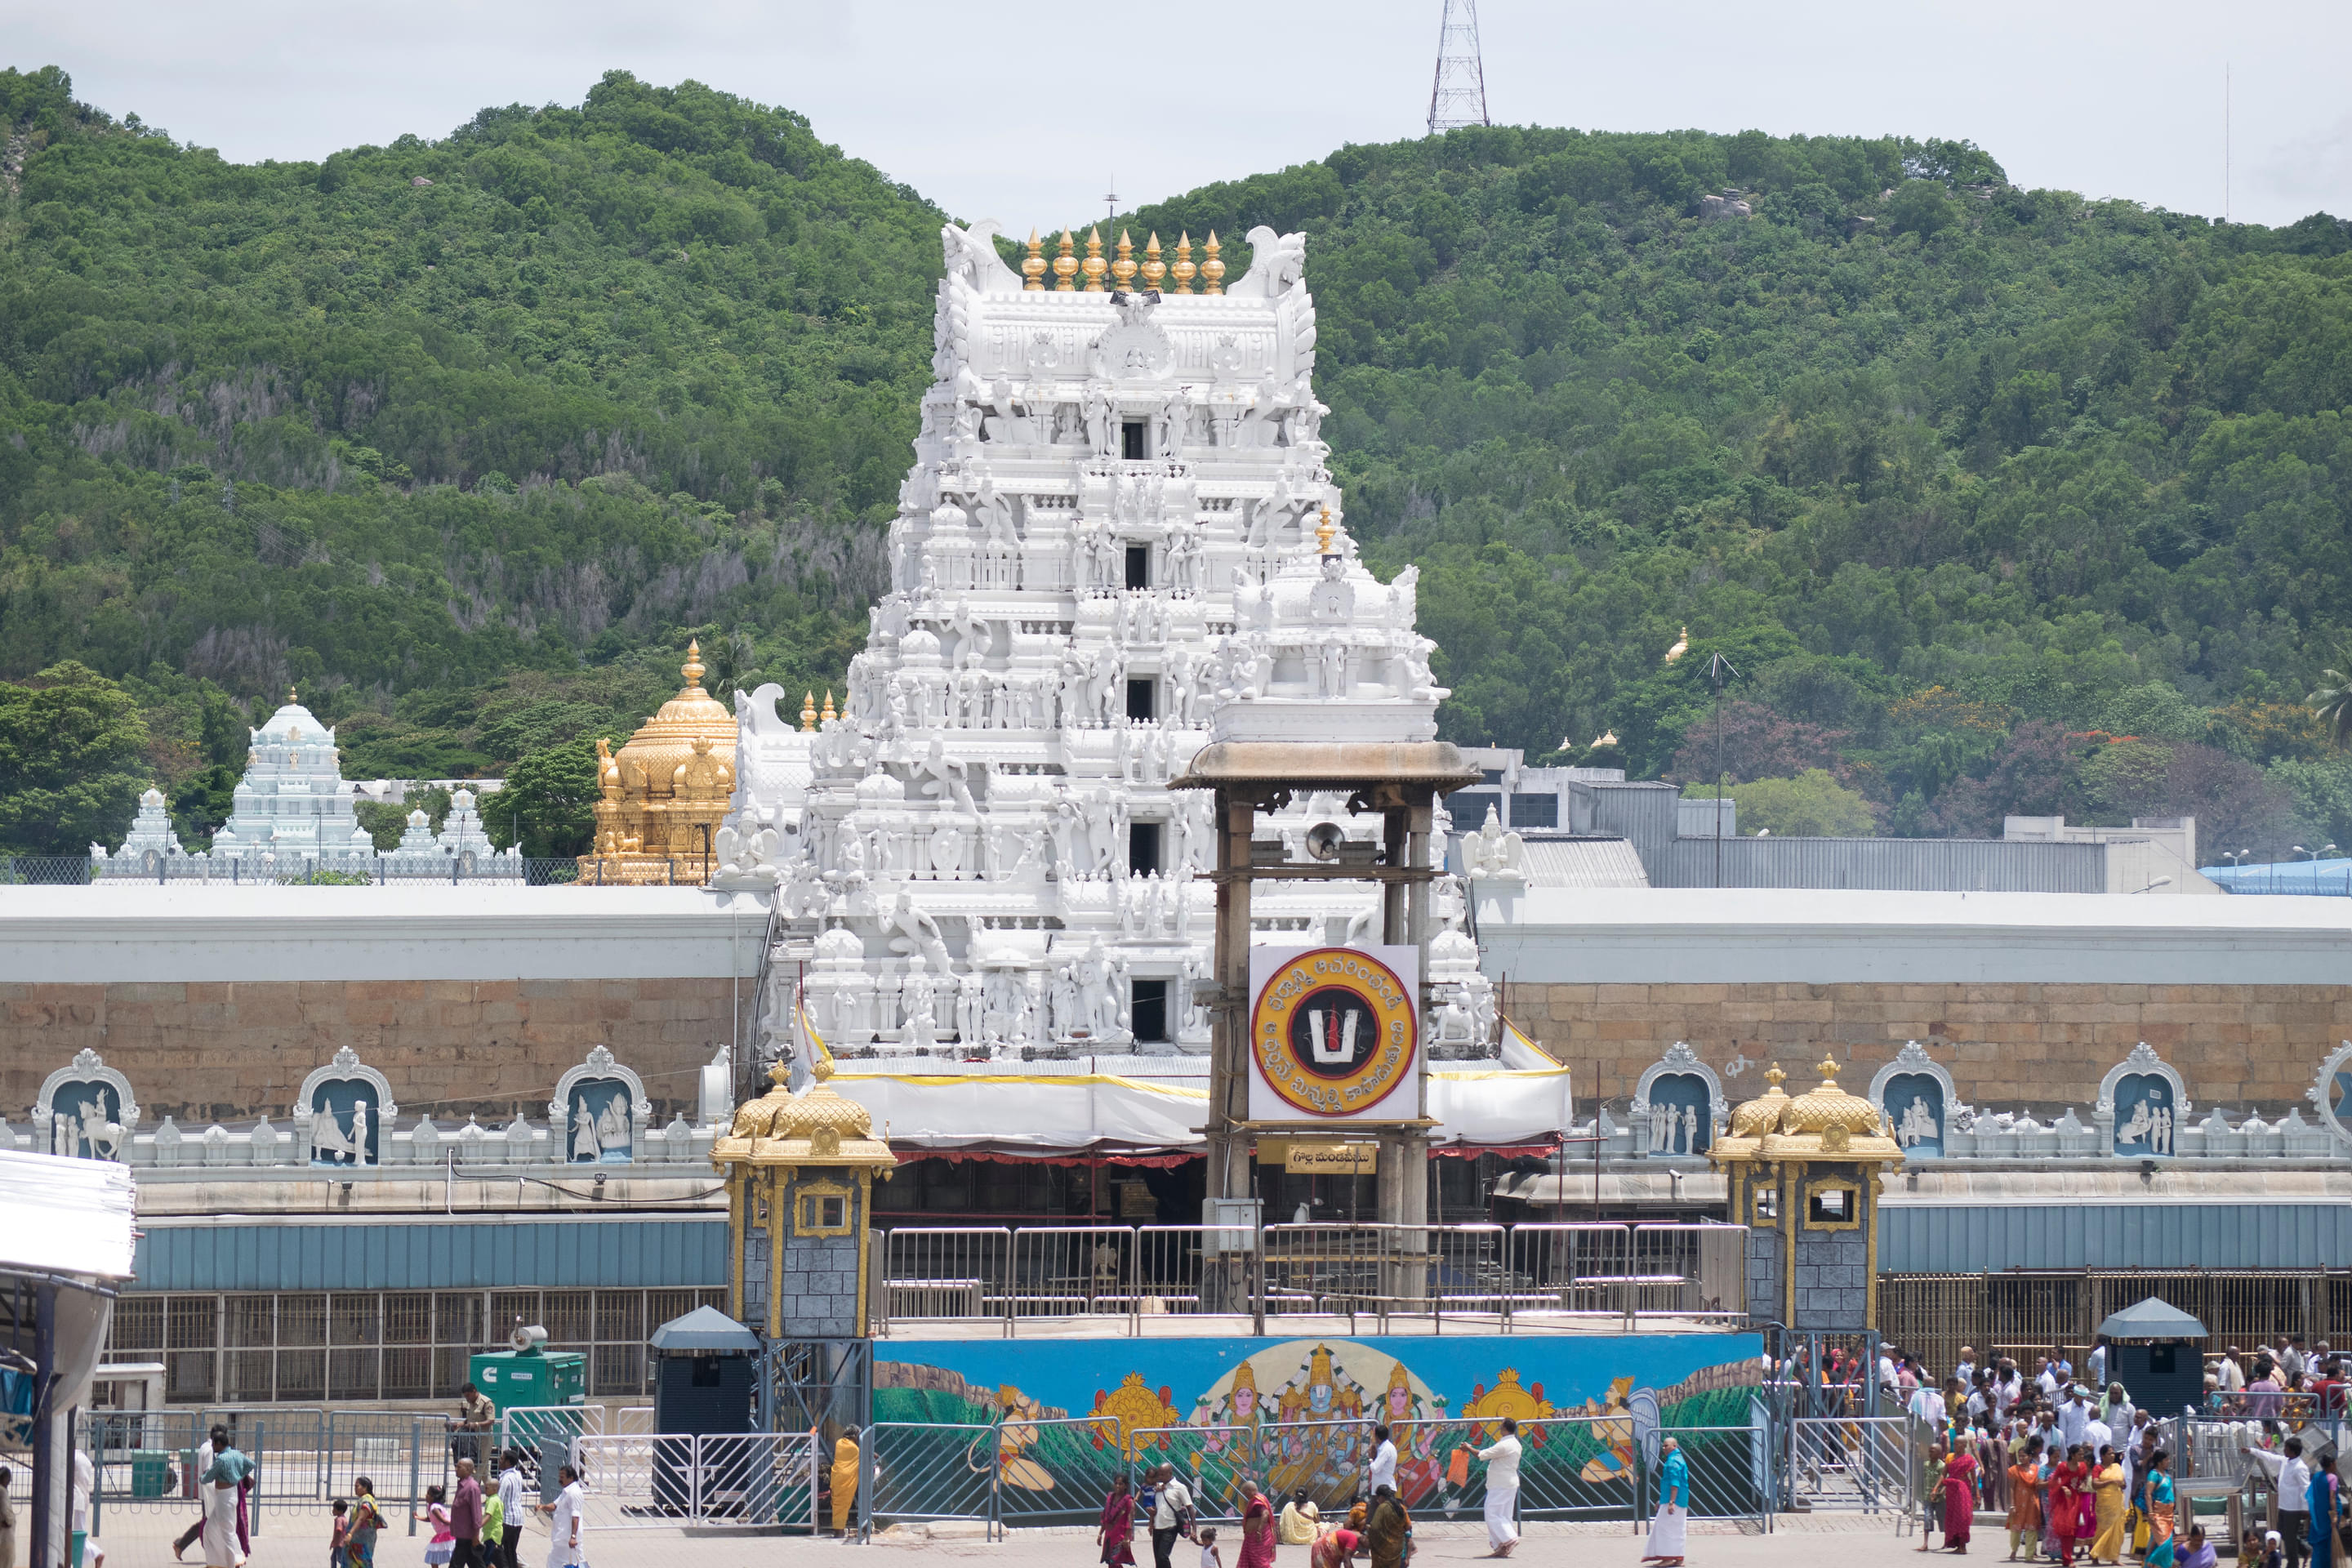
[1868,1040,1956,1158]
[296,1046,397,1168]
[550,1045,652,1165]
[1630,1041,1726,1157]
[34,1048,140,1160]
[2307,1041,2352,1152]
[2097,1041,2190,1158]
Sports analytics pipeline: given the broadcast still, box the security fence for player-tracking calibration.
[83,1408,457,1539]
[872,1221,1748,1336]
[1782,1414,1921,1515]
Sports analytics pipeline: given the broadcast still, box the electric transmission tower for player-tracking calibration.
[1427,0,1491,136]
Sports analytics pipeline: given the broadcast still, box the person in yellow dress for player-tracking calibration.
[830,1426,862,1537]
[2090,1446,2128,1565]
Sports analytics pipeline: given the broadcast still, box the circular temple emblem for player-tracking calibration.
[1250,947,1416,1117]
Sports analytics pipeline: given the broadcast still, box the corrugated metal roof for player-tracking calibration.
[1520,837,1652,889]
[1655,836,2105,893]
[1880,1203,2352,1272]
[131,1218,728,1292]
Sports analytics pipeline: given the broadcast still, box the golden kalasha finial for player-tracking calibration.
[1201,231,1225,294]
[1816,1056,1841,1082]
[1171,233,1196,294]
[1141,232,1165,291]
[1022,228,1046,292]
[287,685,299,705]
[1316,506,1337,555]
[1080,226,1107,292]
[683,639,706,688]
[1764,1063,1786,1089]
[800,691,817,731]
[1053,230,1078,291]
[1111,229,1137,292]
[822,690,837,724]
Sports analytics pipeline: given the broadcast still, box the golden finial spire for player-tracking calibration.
[1316,506,1337,555]
[1053,230,1078,291]
[822,690,837,724]
[1201,231,1225,294]
[1111,229,1137,292]
[1081,226,1107,292]
[1022,228,1046,291]
[800,691,817,731]
[287,685,299,705]
[1816,1056,1841,1083]
[1663,625,1690,665]
[1171,233,1196,294]
[1142,232,1165,291]
[1765,1063,1786,1089]
[682,639,706,689]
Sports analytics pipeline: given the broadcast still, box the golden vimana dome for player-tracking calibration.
[1730,1064,1792,1138]
[580,641,739,884]
[728,1080,874,1143]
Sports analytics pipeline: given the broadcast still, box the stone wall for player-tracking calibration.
[0,978,745,1125]
[1518,980,2352,1110]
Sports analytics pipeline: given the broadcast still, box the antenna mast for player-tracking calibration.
[1427,0,1491,136]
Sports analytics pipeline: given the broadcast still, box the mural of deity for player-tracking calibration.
[2114,1073,2176,1156]
[46,1081,123,1160]
[1644,1073,1711,1156]
[309,1082,376,1166]
[567,1083,634,1163]
[1881,1072,1946,1156]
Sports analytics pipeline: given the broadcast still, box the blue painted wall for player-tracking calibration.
[131,1218,728,1291]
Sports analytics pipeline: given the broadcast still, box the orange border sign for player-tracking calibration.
[1249,947,1417,1117]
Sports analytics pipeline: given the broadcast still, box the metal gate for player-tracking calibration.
[1784,1414,1921,1516]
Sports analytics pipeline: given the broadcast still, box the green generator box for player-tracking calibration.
[466,1348,586,1414]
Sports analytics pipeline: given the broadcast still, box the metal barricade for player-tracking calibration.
[1786,1413,1921,1517]
[1134,1225,1250,1322]
[991,1414,1136,1529]
[1632,1224,1751,1324]
[867,1419,1002,1535]
[613,1406,658,1437]
[1508,1223,1637,1327]
[568,1431,822,1530]
[497,1405,601,1495]
[1261,1224,1387,1327]
[1008,1226,1135,1322]
[1127,1418,1374,1522]
[878,1227,1013,1334]
[1650,1423,1772,1528]
[1517,1413,1638,1520]
[324,1410,444,1509]
[84,1410,211,1537]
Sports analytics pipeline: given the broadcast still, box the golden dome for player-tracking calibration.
[1730,1064,1793,1138]
[609,642,737,799]
[1780,1056,1882,1137]
[715,1067,895,1171]
[580,642,739,884]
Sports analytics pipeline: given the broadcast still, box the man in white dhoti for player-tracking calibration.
[537,1462,583,1568]
[1645,1436,1689,1566]
[1477,1415,1521,1557]
[200,1430,252,1567]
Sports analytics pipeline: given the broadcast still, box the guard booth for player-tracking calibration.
[2096,1296,2208,1417]
[649,1306,760,1512]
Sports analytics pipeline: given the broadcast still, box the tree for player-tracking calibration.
[0,663,151,855]
[1927,722,2100,836]
[1664,700,1855,788]
[2309,641,2352,749]
[692,631,759,704]
[1687,770,1877,837]
[490,735,614,857]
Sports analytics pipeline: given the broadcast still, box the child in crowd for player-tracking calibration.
[416,1481,454,1566]
[1197,1525,1221,1568]
[328,1498,350,1568]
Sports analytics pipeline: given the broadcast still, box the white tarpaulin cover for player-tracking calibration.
[831,1064,1575,1156]
[0,1146,136,1281]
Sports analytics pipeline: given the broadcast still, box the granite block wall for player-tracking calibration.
[0,978,746,1124]
[1519,980,2349,1108]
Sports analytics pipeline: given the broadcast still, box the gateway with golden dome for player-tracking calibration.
[1710,1057,1903,1333]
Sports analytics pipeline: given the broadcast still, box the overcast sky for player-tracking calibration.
[12,0,2350,232]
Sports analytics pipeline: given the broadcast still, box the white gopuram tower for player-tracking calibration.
[724,222,1468,1064]
[208,693,376,871]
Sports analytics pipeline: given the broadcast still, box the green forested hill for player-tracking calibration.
[7,64,2352,858]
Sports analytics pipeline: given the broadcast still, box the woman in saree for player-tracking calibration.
[2049,1446,2086,1566]
[1232,1477,1276,1568]
[2089,1447,2127,1565]
[1942,1437,1980,1552]
[2007,1436,2046,1562]
[1097,1471,1138,1567]
[2144,1451,2177,1568]
[1310,1526,1362,1568]
[1364,1488,1412,1568]
[2177,1525,2217,1568]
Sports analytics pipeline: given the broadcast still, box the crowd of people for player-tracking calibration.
[1093,1419,1533,1567]
[1815,1337,2350,1568]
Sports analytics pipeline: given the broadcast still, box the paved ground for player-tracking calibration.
[76,1508,1927,1567]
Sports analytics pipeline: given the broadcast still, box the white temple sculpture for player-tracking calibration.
[91,788,185,875]
[207,691,377,871]
[721,220,1470,1062]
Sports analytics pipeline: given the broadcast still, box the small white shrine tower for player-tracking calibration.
[209,691,376,869]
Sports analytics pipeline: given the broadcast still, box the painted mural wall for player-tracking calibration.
[872,1332,1763,1525]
